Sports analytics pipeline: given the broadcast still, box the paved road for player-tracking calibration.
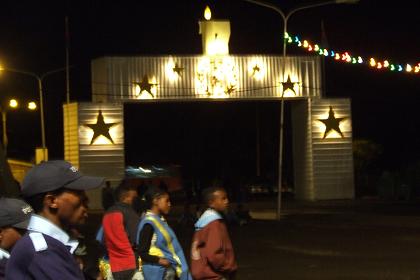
[83,198,420,279]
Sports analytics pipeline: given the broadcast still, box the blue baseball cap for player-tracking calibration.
[21,160,105,197]
[0,198,33,229]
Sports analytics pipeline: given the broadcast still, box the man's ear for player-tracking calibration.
[152,197,159,207]
[44,194,59,209]
[208,199,215,208]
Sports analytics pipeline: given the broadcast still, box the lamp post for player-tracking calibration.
[0,67,67,162]
[0,99,16,153]
[243,0,359,220]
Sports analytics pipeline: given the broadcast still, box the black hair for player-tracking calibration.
[14,227,27,236]
[201,186,226,206]
[143,185,168,209]
[24,188,67,214]
[114,179,138,202]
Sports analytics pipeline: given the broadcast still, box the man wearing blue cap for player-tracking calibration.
[6,160,105,279]
[0,197,33,280]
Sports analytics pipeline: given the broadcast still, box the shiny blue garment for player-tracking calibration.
[137,212,191,280]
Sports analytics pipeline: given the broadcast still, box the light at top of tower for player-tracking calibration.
[204,6,211,20]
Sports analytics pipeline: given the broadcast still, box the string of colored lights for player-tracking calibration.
[285,33,420,74]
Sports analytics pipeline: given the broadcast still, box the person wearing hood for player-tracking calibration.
[190,186,237,280]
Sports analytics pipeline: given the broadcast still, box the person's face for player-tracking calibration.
[122,190,138,206]
[51,190,89,227]
[0,226,23,251]
[209,190,229,212]
[154,193,171,215]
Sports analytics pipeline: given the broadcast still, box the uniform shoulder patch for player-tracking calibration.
[29,232,48,252]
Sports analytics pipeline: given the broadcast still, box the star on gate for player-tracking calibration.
[85,110,118,145]
[252,65,260,76]
[281,75,298,96]
[134,75,157,97]
[318,106,346,139]
[172,63,184,76]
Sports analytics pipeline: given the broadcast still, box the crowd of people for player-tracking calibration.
[0,160,239,280]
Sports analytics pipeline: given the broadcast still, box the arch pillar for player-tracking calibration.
[63,102,125,209]
[292,98,354,200]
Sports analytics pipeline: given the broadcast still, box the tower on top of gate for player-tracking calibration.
[198,6,231,56]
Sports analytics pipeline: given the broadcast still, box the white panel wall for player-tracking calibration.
[64,102,125,209]
[292,98,354,200]
[311,98,354,199]
[292,99,314,200]
[91,55,322,102]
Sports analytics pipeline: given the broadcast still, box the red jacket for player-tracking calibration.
[103,203,140,273]
[191,219,237,280]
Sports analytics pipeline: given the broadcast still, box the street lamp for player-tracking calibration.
[0,98,37,154]
[0,66,67,162]
[243,0,359,220]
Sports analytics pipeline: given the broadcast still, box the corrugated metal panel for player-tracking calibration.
[91,59,109,103]
[91,55,321,102]
[310,98,354,200]
[292,99,315,200]
[63,103,79,168]
[77,103,125,209]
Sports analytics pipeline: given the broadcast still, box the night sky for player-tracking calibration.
[0,1,419,183]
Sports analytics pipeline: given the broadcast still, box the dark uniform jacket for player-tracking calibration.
[5,215,84,279]
[0,248,10,280]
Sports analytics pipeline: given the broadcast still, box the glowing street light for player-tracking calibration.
[0,98,37,154]
[9,99,18,109]
[242,0,359,220]
[28,101,37,111]
[0,66,67,162]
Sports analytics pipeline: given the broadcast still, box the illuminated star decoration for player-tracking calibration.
[225,84,236,95]
[172,63,184,77]
[85,110,118,145]
[252,65,260,76]
[134,75,157,97]
[211,75,220,86]
[318,106,346,139]
[281,75,298,95]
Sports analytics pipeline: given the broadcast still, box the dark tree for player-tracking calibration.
[0,144,20,197]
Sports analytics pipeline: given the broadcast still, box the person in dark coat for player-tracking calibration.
[0,197,33,280]
[6,160,104,279]
[191,186,237,280]
[101,181,140,279]
[102,181,115,211]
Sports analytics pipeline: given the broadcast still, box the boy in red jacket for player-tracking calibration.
[191,186,237,280]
